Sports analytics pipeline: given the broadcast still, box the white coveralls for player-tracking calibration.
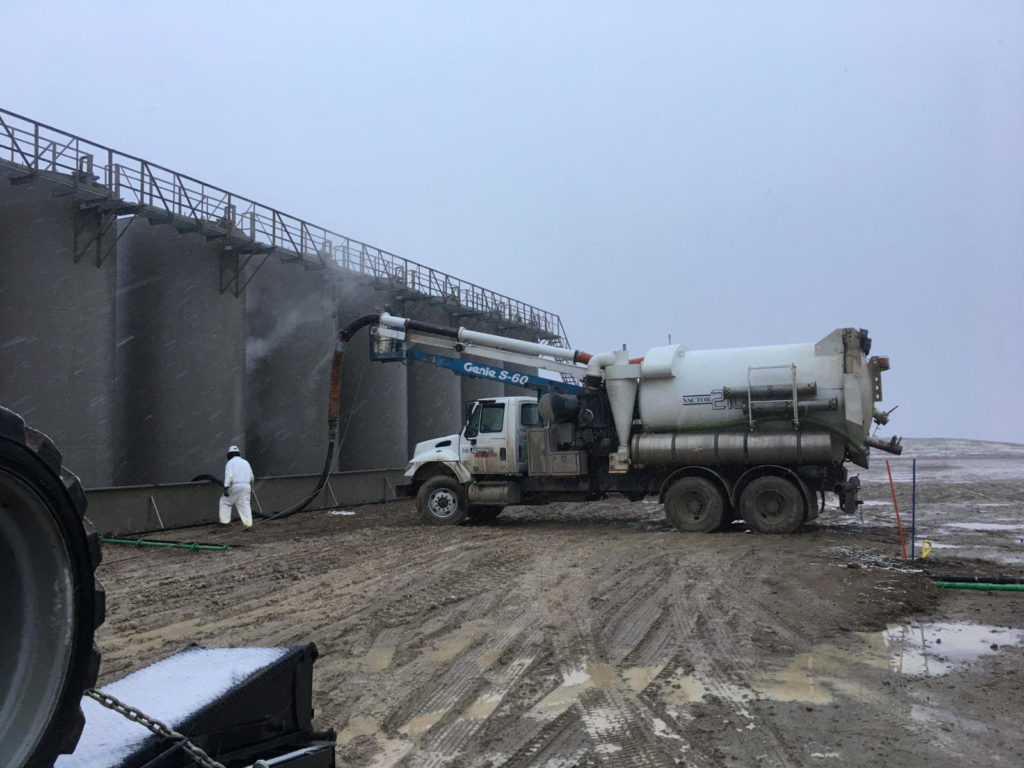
[220,455,255,527]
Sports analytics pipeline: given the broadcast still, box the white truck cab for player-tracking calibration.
[400,396,541,523]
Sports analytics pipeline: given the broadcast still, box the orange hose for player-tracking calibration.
[886,460,908,561]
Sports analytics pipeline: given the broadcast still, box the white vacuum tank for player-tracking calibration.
[633,328,878,465]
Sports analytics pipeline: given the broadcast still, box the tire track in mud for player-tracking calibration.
[95,502,956,767]
[487,543,688,767]
[399,629,547,767]
[651,542,806,766]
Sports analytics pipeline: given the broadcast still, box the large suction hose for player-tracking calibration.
[260,313,382,521]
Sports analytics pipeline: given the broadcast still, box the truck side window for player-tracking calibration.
[464,402,481,438]
[521,403,542,427]
[479,403,505,433]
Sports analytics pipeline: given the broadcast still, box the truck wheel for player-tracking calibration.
[739,476,805,534]
[0,406,104,768]
[664,476,725,533]
[468,505,503,522]
[417,476,468,526]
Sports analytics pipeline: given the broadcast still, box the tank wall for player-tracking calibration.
[0,179,117,486]
[332,280,408,470]
[115,219,245,484]
[245,259,337,476]
[400,305,463,454]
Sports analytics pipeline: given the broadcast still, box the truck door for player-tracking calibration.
[460,401,515,475]
[517,401,542,472]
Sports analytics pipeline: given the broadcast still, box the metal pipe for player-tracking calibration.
[380,311,582,362]
[866,435,903,455]
[744,399,837,415]
[631,430,836,466]
[723,383,817,399]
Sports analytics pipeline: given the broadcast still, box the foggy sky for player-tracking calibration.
[3,1,1022,442]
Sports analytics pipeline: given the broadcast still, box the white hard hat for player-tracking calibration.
[227,445,240,454]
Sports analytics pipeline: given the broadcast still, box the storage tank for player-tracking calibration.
[333,280,409,471]
[0,177,117,487]
[630,328,883,468]
[404,306,462,456]
[246,258,337,477]
[115,219,246,484]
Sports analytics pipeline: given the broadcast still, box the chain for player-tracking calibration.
[84,688,226,768]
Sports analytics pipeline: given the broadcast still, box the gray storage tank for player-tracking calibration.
[115,218,246,484]
[0,175,117,487]
[245,257,338,477]
[333,279,409,471]
[402,304,463,456]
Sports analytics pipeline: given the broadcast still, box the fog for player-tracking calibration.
[3,1,1021,441]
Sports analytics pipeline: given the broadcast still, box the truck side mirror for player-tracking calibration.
[464,402,479,438]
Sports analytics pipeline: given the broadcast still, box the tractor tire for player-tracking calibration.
[739,475,805,534]
[417,475,469,526]
[664,476,726,533]
[0,406,105,768]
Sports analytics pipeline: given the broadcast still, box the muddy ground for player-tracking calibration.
[94,440,1024,767]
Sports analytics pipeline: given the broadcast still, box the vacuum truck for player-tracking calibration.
[329,312,902,534]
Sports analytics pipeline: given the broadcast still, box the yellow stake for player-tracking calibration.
[920,540,933,559]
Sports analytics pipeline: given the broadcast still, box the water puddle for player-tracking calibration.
[400,710,445,736]
[873,622,1024,676]
[362,646,395,672]
[427,619,491,663]
[648,622,1023,710]
[942,522,1024,532]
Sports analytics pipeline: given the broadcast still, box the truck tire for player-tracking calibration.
[0,406,104,768]
[664,476,725,533]
[739,475,805,534]
[417,476,469,526]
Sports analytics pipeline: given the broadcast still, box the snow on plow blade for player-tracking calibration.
[57,643,335,768]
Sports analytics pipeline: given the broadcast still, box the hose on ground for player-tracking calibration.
[928,574,1024,586]
[934,581,1024,591]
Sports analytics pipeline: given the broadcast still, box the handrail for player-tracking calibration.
[0,107,570,345]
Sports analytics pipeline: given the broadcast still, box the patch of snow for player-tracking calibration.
[58,646,290,766]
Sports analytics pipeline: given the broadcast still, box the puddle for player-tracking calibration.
[874,622,1024,676]
[362,646,395,672]
[400,710,444,736]
[648,622,1023,710]
[942,522,1024,532]
[426,619,491,663]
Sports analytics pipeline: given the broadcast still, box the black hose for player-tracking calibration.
[191,474,222,487]
[260,438,337,521]
[260,312,383,521]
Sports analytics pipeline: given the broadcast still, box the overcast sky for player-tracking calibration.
[3,1,1022,442]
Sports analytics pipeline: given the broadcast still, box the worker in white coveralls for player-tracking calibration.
[220,445,255,528]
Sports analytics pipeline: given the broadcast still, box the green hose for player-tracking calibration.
[933,581,1024,591]
[100,537,229,552]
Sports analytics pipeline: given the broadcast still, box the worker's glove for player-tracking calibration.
[223,487,230,497]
